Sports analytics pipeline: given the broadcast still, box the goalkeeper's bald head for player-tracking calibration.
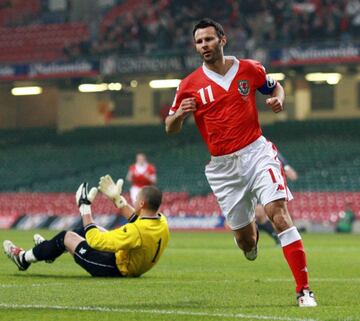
[139,186,162,212]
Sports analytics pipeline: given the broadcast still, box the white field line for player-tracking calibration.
[0,303,317,321]
[0,282,64,288]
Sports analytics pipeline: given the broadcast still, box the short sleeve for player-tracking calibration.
[245,59,266,89]
[168,83,182,116]
[168,80,193,116]
[250,60,277,95]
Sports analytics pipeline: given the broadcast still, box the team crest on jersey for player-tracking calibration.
[238,80,250,96]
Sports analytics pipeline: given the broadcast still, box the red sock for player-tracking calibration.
[278,227,309,293]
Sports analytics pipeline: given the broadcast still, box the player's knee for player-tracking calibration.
[64,231,84,254]
[234,233,256,252]
[265,200,293,232]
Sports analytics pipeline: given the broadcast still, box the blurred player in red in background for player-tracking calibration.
[165,18,317,307]
[127,153,157,204]
[256,152,299,245]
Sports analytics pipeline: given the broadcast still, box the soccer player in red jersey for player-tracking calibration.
[165,18,317,307]
[127,153,157,204]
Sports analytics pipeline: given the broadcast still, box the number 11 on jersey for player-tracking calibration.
[198,85,215,105]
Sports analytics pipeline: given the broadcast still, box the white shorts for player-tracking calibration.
[130,186,141,204]
[205,136,293,230]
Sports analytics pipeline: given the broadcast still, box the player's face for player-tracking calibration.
[194,27,225,64]
[136,154,146,165]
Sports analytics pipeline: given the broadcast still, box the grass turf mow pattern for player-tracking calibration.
[1,230,360,321]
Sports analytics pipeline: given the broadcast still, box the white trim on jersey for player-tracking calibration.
[202,56,239,91]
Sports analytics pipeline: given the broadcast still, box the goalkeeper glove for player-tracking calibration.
[76,182,98,216]
[98,174,127,208]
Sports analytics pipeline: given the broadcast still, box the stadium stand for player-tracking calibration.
[0,119,359,223]
[0,0,359,63]
[0,23,89,63]
[0,1,359,227]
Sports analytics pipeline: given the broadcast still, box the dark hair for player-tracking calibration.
[140,186,162,211]
[192,18,225,39]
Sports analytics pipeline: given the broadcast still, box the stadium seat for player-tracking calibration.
[0,120,359,222]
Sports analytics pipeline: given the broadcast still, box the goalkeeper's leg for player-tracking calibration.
[22,230,68,265]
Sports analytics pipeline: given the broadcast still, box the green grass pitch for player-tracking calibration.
[1,229,360,321]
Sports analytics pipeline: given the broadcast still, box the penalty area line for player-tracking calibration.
[0,303,317,321]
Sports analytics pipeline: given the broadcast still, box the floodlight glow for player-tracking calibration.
[326,74,342,85]
[268,73,285,81]
[130,80,138,88]
[108,82,122,91]
[11,86,43,96]
[149,79,181,88]
[78,83,108,92]
[305,73,342,85]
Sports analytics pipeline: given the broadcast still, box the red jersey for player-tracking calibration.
[169,57,273,156]
[129,163,156,188]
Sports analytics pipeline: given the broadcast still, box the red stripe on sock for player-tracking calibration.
[282,239,309,293]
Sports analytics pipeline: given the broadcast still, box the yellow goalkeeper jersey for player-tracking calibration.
[85,213,169,277]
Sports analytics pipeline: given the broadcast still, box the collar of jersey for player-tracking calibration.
[141,214,161,220]
[202,56,239,91]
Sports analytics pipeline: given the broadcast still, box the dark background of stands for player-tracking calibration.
[0,0,359,63]
[1,119,359,194]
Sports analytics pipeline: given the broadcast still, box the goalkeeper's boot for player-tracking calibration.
[33,233,45,246]
[244,228,259,261]
[3,240,30,271]
[33,234,54,263]
[297,288,317,307]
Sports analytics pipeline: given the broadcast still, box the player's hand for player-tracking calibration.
[266,97,283,113]
[98,174,128,209]
[76,182,98,216]
[176,98,197,119]
[284,165,298,181]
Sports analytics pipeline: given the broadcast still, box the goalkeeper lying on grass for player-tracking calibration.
[3,175,169,277]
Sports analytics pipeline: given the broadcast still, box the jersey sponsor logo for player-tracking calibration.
[238,80,250,96]
[266,75,276,88]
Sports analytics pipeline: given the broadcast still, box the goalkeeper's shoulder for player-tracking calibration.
[159,213,168,224]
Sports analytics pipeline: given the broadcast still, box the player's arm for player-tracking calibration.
[165,97,197,134]
[146,173,157,184]
[266,82,284,113]
[85,222,141,252]
[126,167,132,183]
[284,165,298,181]
[254,61,284,113]
[278,152,298,181]
[75,182,99,228]
[98,175,134,219]
[144,166,157,184]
